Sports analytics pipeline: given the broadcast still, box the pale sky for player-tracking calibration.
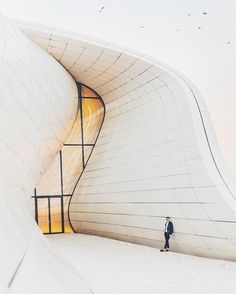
[1,0,236,177]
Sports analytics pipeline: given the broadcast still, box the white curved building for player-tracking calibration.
[0,10,236,294]
[0,14,91,294]
[17,21,236,260]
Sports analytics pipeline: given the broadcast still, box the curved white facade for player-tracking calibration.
[16,22,236,261]
[0,15,91,293]
[1,11,236,292]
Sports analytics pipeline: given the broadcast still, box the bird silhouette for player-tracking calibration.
[98,6,105,12]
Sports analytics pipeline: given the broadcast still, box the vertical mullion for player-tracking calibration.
[48,198,51,234]
[34,188,38,224]
[59,150,65,233]
[79,83,85,169]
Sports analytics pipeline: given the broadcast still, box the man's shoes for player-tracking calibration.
[160,249,170,252]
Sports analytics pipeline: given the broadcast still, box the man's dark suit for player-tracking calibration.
[164,221,174,249]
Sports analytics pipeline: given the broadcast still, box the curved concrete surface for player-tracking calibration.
[49,234,236,294]
[16,22,236,261]
[0,14,91,293]
[0,10,236,293]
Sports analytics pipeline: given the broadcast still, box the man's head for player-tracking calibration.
[166,216,170,222]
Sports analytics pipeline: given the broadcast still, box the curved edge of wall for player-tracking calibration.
[15,20,236,261]
[0,14,93,293]
[13,18,236,198]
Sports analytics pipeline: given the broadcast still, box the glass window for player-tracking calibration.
[33,83,105,234]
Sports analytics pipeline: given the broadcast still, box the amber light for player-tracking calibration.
[32,83,105,234]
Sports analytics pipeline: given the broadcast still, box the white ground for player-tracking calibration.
[48,234,236,294]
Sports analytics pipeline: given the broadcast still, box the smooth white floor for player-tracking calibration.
[48,234,236,294]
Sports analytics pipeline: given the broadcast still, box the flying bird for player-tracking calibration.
[98,6,105,12]
[202,12,207,15]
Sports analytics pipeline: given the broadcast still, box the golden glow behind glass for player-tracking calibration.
[33,84,104,234]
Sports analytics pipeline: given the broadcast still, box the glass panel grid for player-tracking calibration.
[32,82,105,234]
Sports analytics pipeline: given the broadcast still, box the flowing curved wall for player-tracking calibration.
[0,15,92,293]
[0,12,233,292]
[17,22,236,261]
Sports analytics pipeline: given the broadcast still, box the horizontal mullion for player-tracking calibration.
[63,143,95,147]
[44,232,64,235]
[32,194,72,199]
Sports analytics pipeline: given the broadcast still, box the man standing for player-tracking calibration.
[160,217,174,252]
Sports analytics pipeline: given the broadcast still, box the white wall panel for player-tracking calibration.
[0,15,91,293]
[15,22,236,262]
